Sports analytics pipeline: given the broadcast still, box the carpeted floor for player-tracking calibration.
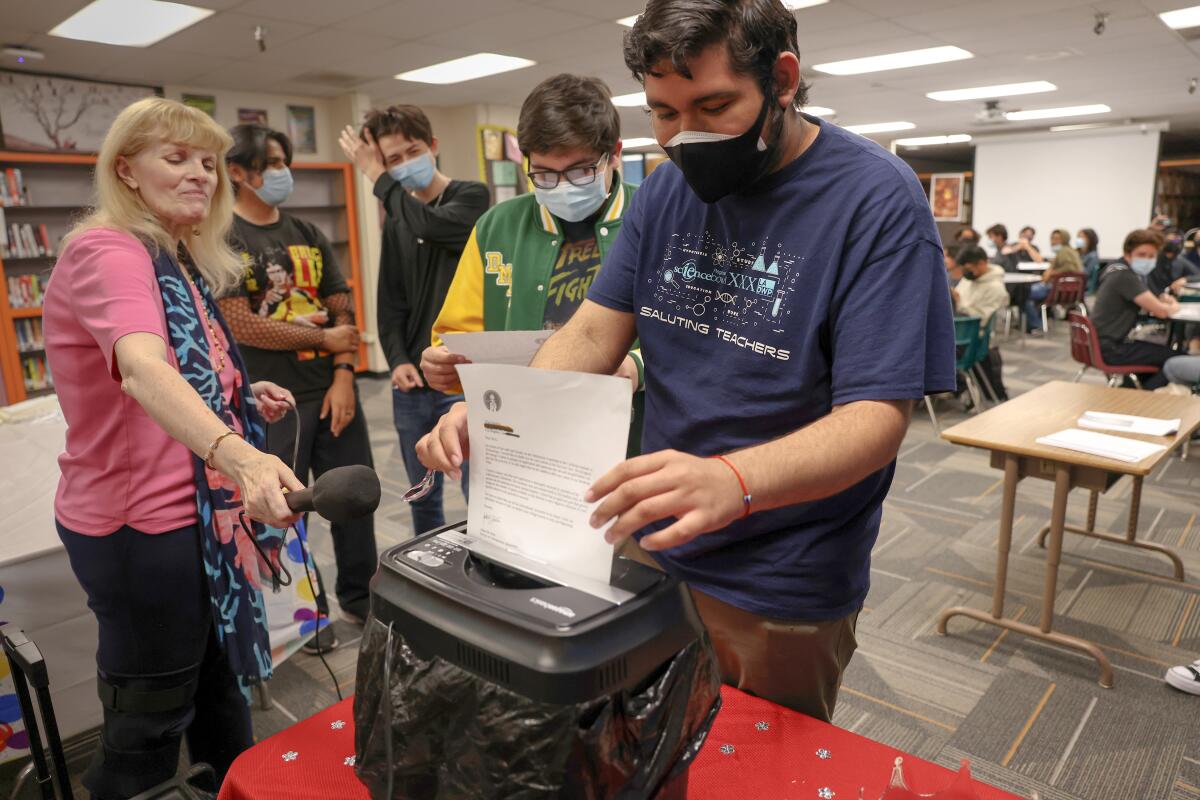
[25,318,1200,799]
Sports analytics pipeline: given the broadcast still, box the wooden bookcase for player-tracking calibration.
[0,154,366,406]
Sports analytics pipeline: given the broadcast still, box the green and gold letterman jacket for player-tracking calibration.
[432,181,644,453]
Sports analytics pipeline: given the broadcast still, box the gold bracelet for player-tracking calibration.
[204,430,241,470]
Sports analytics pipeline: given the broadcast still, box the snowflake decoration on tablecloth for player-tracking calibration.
[282,751,299,762]
[330,720,346,730]
[816,748,832,760]
[719,744,736,755]
[818,789,835,799]
[755,721,770,732]
[344,755,356,766]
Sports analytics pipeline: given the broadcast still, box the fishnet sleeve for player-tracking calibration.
[323,291,355,328]
[216,296,326,351]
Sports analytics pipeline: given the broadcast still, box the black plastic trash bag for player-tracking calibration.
[352,616,721,799]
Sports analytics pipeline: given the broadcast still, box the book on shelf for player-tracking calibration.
[0,168,30,207]
[1,221,54,259]
[20,352,52,392]
[14,318,44,352]
[7,274,47,308]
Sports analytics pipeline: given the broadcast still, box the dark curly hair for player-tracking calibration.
[623,0,809,107]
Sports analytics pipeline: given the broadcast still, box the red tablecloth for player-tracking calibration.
[219,687,1021,799]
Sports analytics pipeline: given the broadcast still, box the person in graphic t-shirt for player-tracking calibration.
[218,124,377,654]
[418,0,955,722]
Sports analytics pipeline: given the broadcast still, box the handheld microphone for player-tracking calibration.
[285,465,381,522]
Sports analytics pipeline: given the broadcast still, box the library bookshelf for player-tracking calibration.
[0,153,366,406]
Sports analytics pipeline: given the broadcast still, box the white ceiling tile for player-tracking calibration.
[158,12,316,59]
[333,0,528,39]
[95,49,219,85]
[336,42,472,82]
[423,3,600,51]
[249,27,399,71]
[235,0,393,26]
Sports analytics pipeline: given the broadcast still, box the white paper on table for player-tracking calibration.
[1017,261,1044,272]
[1170,304,1200,323]
[1077,411,1180,437]
[442,330,553,366]
[457,364,631,586]
[1035,428,1167,463]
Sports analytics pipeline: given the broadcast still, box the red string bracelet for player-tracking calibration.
[710,455,752,518]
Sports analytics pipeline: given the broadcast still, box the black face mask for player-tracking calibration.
[663,92,779,204]
[961,270,979,281]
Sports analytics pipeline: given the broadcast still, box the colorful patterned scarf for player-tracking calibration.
[151,245,285,695]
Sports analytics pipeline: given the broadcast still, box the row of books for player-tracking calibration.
[20,353,52,392]
[8,274,46,308]
[14,318,43,353]
[0,168,31,207]
[0,219,55,259]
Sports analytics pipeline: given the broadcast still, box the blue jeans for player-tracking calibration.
[392,386,467,534]
[1025,282,1051,331]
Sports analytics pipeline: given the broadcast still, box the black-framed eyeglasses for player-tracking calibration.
[527,154,608,190]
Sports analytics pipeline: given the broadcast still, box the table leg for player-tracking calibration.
[1040,466,1070,634]
[1086,490,1098,533]
[991,454,1019,619]
[938,453,1018,634]
[1037,475,1184,580]
[941,462,1114,688]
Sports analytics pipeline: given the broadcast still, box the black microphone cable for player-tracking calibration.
[282,397,344,701]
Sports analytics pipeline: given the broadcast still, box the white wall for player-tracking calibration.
[972,124,1165,259]
[163,85,343,162]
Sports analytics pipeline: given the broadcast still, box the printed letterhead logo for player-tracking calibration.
[483,390,501,412]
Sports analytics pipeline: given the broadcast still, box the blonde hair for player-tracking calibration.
[65,97,243,294]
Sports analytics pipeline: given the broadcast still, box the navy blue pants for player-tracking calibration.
[57,521,253,800]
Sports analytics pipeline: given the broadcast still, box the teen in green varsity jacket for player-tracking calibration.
[421,74,644,450]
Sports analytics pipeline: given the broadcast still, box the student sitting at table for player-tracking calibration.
[1074,227,1101,290]
[986,224,1017,271]
[953,226,980,247]
[1004,225,1040,262]
[1025,228,1084,335]
[1148,235,1200,296]
[1089,229,1179,389]
[951,246,1009,401]
[944,243,962,287]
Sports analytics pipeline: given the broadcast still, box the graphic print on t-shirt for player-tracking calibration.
[643,230,803,361]
[243,245,328,323]
[543,235,601,329]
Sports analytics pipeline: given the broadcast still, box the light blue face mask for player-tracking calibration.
[1071,236,1085,250]
[1051,244,1062,254]
[1130,257,1156,276]
[253,167,293,207]
[534,156,610,223]
[389,152,436,191]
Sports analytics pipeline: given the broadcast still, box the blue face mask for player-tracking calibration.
[389,152,436,191]
[534,156,610,223]
[1130,257,1156,276]
[253,167,293,207]
[1051,244,1062,254]
[1071,236,1085,250]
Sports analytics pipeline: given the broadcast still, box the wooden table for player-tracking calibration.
[937,381,1200,687]
[1003,273,1041,284]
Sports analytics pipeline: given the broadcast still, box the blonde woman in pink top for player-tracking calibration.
[43,97,309,798]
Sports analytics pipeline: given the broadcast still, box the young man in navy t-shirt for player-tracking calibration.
[417,0,956,722]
